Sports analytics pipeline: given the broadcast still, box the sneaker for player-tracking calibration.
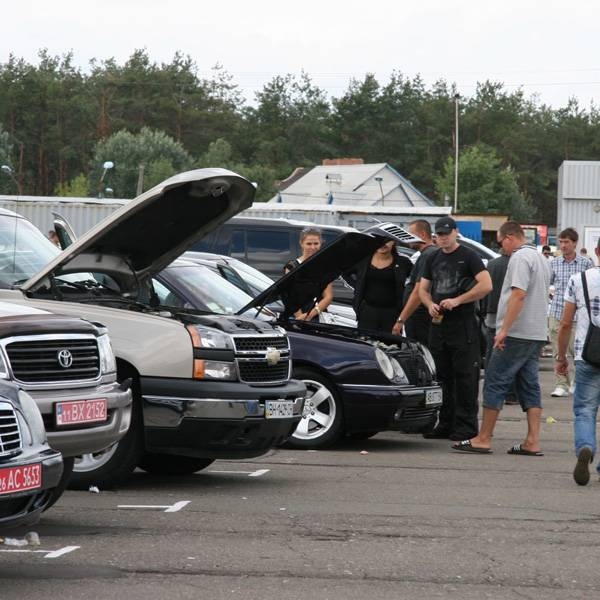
[573,447,593,486]
[551,387,569,397]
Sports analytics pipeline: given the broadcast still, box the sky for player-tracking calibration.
[3,0,600,109]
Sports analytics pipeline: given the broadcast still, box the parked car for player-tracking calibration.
[0,169,305,488]
[156,231,443,448]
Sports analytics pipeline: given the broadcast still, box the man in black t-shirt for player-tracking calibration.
[419,217,492,441]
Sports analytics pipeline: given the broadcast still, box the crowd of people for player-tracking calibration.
[283,218,600,486]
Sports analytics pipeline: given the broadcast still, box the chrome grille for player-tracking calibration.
[0,401,22,458]
[6,338,100,383]
[234,335,290,384]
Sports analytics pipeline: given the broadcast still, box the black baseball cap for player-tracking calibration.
[434,216,457,234]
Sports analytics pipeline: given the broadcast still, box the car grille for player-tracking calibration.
[6,338,100,384]
[233,335,290,384]
[0,401,22,458]
[396,353,432,386]
[233,336,289,352]
[399,406,438,423]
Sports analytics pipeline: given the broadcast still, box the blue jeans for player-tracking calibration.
[573,360,600,473]
[484,337,545,411]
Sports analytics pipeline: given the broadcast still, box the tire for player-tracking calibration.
[287,367,343,449]
[138,454,215,476]
[43,457,74,511]
[68,377,144,490]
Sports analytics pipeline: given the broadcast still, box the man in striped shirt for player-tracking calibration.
[549,228,594,397]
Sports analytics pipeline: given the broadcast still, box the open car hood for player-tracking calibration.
[22,169,255,294]
[236,231,387,315]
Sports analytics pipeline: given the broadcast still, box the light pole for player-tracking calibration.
[98,161,114,198]
[374,176,384,206]
[453,94,460,214]
[0,164,22,195]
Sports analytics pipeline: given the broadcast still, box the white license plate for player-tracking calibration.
[0,463,42,495]
[265,400,294,419]
[425,389,443,406]
[56,399,108,426]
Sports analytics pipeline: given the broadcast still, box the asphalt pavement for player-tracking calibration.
[1,359,598,600]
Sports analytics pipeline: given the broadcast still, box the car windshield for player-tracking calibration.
[0,215,60,287]
[225,258,274,293]
[164,264,254,315]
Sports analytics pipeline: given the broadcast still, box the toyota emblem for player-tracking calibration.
[57,349,73,368]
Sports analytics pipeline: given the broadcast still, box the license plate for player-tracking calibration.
[0,463,42,495]
[425,389,443,406]
[265,400,294,419]
[56,399,108,426]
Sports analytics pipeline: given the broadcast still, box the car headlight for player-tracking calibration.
[97,334,117,374]
[0,349,9,379]
[375,348,395,380]
[419,343,437,378]
[195,360,237,381]
[17,390,46,446]
[390,357,409,384]
[186,325,233,349]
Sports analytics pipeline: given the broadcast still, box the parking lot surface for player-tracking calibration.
[1,362,599,600]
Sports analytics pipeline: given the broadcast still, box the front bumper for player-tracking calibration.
[140,377,306,459]
[29,380,133,458]
[339,383,442,434]
[0,447,63,531]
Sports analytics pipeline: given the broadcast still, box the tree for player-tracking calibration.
[435,144,536,221]
[55,173,89,197]
[91,127,193,198]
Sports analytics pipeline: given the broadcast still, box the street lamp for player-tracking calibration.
[98,161,114,198]
[453,94,460,214]
[374,176,384,206]
[0,164,22,195]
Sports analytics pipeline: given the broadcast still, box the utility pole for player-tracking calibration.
[136,164,145,196]
[453,94,460,214]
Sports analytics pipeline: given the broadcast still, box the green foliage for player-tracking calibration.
[435,145,536,221]
[55,173,89,197]
[92,127,193,197]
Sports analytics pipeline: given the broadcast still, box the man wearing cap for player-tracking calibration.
[419,217,492,440]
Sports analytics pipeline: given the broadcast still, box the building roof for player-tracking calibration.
[270,163,435,207]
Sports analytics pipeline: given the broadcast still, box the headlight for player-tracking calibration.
[186,325,233,349]
[0,349,9,379]
[419,344,437,378]
[195,360,236,381]
[17,390,46,446]
[390,358,409,384]
[375,348,394,380]
[97,334,117,374]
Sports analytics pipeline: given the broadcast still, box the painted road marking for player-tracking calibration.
[118,500,190,512]
[208,468,270,477]
[0,545,80,558]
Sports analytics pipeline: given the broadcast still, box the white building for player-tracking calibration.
[557,161,600,252]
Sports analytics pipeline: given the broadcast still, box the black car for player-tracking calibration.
[157,231,442,448]
[0,380,63,530]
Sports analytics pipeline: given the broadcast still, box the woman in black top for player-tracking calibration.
[350,240,413,332]
[282,227,334,321]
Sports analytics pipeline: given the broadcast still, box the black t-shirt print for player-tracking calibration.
[421,244,486,316]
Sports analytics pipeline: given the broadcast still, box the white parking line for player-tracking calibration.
[208,468,270,477]
[0,545,80,559]
[118,500,191,512]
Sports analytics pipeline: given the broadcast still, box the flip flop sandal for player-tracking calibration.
[452,440,492,454]
[507,444,544,457]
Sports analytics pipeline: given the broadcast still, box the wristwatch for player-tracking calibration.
[554,354,567,361]
[396,317,404,324]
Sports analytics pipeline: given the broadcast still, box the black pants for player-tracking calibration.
[429,314,480,439]
[404,307,431,346]
[357,302,398,333]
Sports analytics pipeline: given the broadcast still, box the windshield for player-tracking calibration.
[0,215,61,287]
[162,264,255,314]
[226,258,274,293]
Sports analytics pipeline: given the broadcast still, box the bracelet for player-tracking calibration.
[315,305,321,314]
[554,354,567,361]
[396,317,404,324]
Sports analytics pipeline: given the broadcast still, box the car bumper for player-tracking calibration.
[0,447,63,530]
[339,383,442,433]
[140,377,306,459]
[30,381,133,458]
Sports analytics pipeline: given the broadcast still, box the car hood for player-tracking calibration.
[238,231,388,315]
[22,169,255,294]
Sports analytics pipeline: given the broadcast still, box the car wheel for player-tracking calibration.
[138,454,215,476]
[42,457,74,511]
[288,368,343,449]
[68,380,144,490]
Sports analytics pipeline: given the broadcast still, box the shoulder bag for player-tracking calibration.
[581,270,600,367]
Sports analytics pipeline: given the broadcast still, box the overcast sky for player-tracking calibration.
[3,0,600,109]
